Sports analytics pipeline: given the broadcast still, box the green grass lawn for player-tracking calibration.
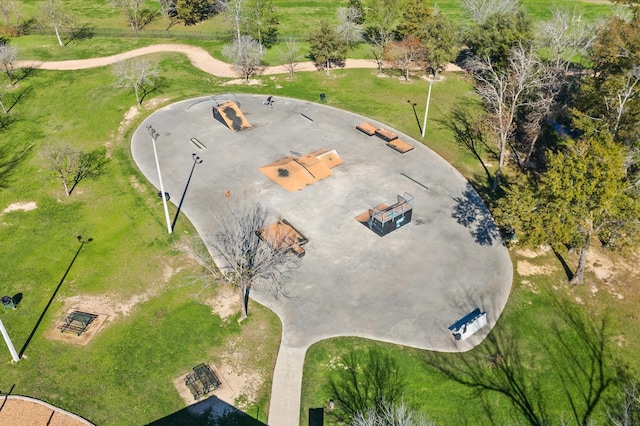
[0,0,634,424]
[0,52,279,425]
[3,44,637,423]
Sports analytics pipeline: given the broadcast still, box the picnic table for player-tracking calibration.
[185,363,221,400]
[59,311,98,336]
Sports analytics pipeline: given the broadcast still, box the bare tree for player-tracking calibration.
[243,0,279,54]
[42,144,108,196]
[384,36,426,81]
[467,43,546,189]
[352,400,434,426]
[39,0,72,47]
[207,201,299,320]
[278,37,304,79]
[337,6,363,47]
[111,0,158,33]
[157,0,180,29]
[537,8,595,72]
[606,65,640,140]
[608,381,640,426]
[0,0,25,35]
[328,348,406,423]
[0,41,17,86]
[461,0,519,24]
[222,35,264,82]
[220,0,244,40]
[364,0,400,73]
[112,58,159,105]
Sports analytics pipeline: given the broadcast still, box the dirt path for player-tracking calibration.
[15,43,463,77]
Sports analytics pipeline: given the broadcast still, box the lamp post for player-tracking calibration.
[0,319,19,362]
[421,77,434,138]
[147,125,172,234]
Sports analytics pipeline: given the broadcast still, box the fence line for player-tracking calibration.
[29,27,307,42]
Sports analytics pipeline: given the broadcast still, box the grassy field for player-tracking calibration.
[0,53,282,425]
[12,0,616,64]
[1,0,635,424]
[15,0,616,31]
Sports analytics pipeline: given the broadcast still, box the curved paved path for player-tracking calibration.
[15,43,462,77]
[130,94,513,425]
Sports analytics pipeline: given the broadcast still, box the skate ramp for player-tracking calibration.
[259,149,343,192]
[212,100,252,132]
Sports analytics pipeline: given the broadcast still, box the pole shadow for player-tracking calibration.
[407,100,422,134]
[0,384,15,412]
[18,236,92,358]
[171,154,203,231]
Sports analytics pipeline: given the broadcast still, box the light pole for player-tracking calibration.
[0,319,19,362]
[421,77,434,138]
[147,125,172,235]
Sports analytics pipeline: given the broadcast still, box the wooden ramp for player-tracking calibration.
[213,100,252,132]
[259,149,343,192]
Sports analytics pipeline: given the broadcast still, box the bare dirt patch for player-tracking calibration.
[520,279,539,293]
[2,201,37,214]
[173,360,262,416]
[48,262,186,342]
[223,78,262,86]
[517,260,558,276]
[117,97,171,140]
[44,309,110,346]
[516,246,551,258]
[129,175,146,193]
[205,283,239,320]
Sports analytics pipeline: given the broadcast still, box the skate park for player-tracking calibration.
[130,93,513,424]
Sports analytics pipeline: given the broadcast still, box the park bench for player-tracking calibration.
[387,139,414,154]
[356,122,377,136]
[374,128,398,142]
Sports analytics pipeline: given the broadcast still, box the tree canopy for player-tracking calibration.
[307,20,348,72]
[495,133,640,284]
[465,10,533,68]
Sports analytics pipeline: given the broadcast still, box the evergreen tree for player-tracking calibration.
[308,20,348,73]
[495,133,640,284]
[397,0,432,39]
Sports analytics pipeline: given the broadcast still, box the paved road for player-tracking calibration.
[130,94,513,425]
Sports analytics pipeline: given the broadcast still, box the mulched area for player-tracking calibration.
[0,396,93,426]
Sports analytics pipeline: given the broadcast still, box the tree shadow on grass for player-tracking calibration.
[2,86,34,114]
[437,101,496,185]
[0,143,32,189]
[422,294,619,425]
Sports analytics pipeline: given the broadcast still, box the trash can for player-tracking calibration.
[2,296,15,309]
[320,93,326,103]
